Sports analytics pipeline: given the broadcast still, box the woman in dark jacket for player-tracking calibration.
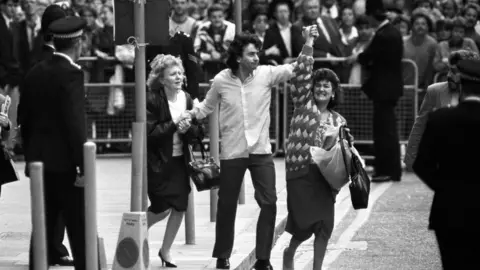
[0,94,18,197]
[146,54,203,267]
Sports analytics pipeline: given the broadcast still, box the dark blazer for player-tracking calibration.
[261,23,304,64]
[14,21,44,74]
[0,16,22,88]
[146,32,200,99]
[404,82,456,169]
[293,16,346,58]
[358,22,404,102]
[413,100,480,230]
[18,54,87,174]
[146,87,203,177]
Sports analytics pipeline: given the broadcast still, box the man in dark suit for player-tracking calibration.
[413,59,480,269]
[262,0,304,65]
[18,16,88,270]
[350,0,404,182]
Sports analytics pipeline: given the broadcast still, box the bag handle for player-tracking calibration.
[189,137,207,162]
[339,125,352,177]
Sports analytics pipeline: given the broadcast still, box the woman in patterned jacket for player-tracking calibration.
[283,39,348,269]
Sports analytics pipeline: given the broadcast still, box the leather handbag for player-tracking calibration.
[188,142,221,192]
[339,125,371,210]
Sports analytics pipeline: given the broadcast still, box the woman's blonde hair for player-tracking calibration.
[146,54,185,90]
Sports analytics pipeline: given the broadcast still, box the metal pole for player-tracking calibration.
[185,180,195,244]
[209,105,220,222]
[130,122,144,212]
[84,142,99,270]
[235,0,245,206]
[132,0,148,211]
[29,162,47,270]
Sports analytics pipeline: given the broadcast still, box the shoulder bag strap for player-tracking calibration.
[339,125,351,176]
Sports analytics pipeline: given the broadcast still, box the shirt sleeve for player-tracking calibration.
[191,78,221,120]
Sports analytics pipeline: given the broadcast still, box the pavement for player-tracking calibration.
[0,157,442,270]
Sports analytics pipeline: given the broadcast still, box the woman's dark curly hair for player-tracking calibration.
[311,68,343,110]
[226,33,262,72]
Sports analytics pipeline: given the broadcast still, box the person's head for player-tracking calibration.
[441,0,458,18]
[99,4,114,26]
[391,14,410,36]
[21,0,38,17]
[208,4,225,28]
[365,0,387,23]
[41,4,67,43]
[79,6,97,28]
[270,0,293,25]
[340,5,356,27]
[251,8,269,34]
[461,3,480,28]
[50,16,87,61]
[447,49,480,92]
[147,54,185,91]
[356,15,374,41]
[302,0,320,21]
[410,10,433,36]
[196,0,211,10]
[414,0,433,10]
[1,0,19,18]
[457,59,480,96]
[226,33,262,73]
[311,68,342,109]
[249,0,269,12]
[451,16,467,43]
[436,19,453,41]
[172,0,189,16]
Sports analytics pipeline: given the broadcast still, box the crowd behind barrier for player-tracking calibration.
[80,57,419,157]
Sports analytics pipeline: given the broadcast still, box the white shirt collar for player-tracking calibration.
[277,22,291,30]
[54,52,81,70]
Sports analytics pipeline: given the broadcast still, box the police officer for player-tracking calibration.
[146,31,200,100]
[18,16,88,270]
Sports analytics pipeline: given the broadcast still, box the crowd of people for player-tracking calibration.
[1,0,480,270]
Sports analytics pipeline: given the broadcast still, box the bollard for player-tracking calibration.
[131,122,145,212]
[29,162,47,270]
[185,180,195,244]
[84,142,99,270]
[209,104,220,222]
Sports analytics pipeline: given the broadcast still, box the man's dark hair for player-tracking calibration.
[268,0,294,20]
[410,11,433,32]
[452,16,467,29]
[207,3,225,17]
[53,37,81,52]
[311,68,343,110]
[355,15,371,28]
[226,33,262,72]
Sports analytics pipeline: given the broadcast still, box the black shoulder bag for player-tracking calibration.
[188,143,221,192]
[339,125,371,210]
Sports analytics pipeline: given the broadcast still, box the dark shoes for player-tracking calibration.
[216,258,272,270]
[216,258,230,269]
[252,259,273,270]
[49,256,74,266]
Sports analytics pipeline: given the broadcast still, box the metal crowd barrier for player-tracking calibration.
[281,58,419,158]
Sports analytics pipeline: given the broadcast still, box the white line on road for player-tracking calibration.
[322,182,393,269]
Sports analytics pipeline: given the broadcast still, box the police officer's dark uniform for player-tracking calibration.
[18,16,88,270]
[146,31,200,99]
[17,5,75,266]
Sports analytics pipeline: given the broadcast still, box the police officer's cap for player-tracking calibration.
[457,59,480,82]
[41,4,66,34]
[48,16,87,40]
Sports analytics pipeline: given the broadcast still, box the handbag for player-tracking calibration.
[188,142,221,192]
[339,125,371,210]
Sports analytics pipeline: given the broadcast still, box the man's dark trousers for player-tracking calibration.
[373,100,402,180]
[29,171,86,270]
[212,154,277,260]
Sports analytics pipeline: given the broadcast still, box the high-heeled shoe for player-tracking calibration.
[158,250,177,268]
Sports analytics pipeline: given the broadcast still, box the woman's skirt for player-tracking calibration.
[285,164,335,242]
[147,155,191,214]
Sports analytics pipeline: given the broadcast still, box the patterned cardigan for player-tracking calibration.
[285,48,346,180]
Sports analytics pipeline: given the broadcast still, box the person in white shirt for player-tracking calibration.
[184,27,319,270]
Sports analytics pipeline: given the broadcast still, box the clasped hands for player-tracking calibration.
[177,111,193,134]
[0,113,10,129]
